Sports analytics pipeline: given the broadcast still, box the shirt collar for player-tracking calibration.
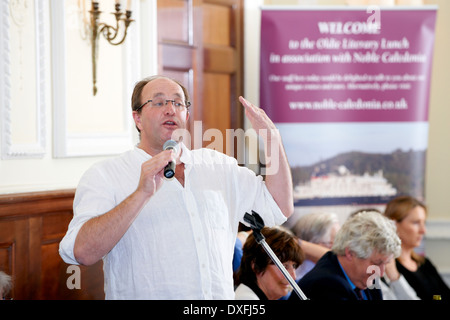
[179,142,192,165]
[134,145,151,160]
[337,258,357,290]
[337,257,369,300]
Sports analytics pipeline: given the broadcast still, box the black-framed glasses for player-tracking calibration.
[136,98,191,112]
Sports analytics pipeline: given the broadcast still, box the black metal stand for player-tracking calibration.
[244,210,309,300]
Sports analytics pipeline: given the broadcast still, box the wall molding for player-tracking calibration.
[425,219,450,240]
[0,0,47,159]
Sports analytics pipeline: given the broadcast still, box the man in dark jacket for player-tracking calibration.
[290,211,401,300]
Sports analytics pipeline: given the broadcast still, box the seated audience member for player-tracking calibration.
[350,209,419,300]
[289,211,401,300]
[350,209,420,300]
[0,271,12,300]
[235,227,304,300]
[384,196,450,300]
[292,212,340,279]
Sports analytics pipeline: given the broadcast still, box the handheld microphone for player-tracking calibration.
[163,140,179,180]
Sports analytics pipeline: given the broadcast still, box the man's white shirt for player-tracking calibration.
[59,144,286,299]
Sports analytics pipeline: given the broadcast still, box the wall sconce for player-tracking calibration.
[89,0,134,95]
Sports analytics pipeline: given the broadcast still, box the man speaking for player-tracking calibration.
[59,75,293,299]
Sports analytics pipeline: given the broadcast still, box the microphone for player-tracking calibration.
[163,140,179,180]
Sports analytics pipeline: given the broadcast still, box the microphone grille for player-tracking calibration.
[163,139,178,151]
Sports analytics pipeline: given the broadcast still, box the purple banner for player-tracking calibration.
[260,8,437,123]
[260,8,437,215]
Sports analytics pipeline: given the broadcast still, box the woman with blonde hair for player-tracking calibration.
[292,212,340,279]
[384,196,450,300]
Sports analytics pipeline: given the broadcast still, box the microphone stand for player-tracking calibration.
[244,210,309,300]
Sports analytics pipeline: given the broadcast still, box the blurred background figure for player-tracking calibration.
[384,195,450,300]
[292,212,340,279]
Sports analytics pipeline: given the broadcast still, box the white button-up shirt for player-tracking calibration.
[59,144,286,299]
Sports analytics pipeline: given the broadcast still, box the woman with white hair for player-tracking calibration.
[292,212,340,279]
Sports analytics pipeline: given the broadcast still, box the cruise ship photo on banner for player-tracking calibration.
[293,165,397,206]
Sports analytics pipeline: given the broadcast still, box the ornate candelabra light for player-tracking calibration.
[89,1,134,95]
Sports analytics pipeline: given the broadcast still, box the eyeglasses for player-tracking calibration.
[136,98,191,112]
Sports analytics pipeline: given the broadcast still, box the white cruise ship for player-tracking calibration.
[293,165,397,206]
